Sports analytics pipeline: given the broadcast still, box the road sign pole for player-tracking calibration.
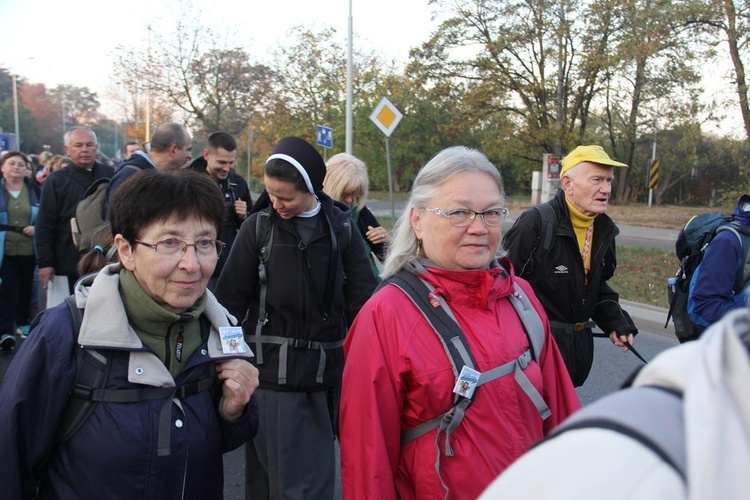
[385,137,395,221]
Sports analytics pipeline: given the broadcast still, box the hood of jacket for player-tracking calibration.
[732,194,750,226]
[73,264,253,386]
[409,255,517,310]
[632,308,750,500]
[187,156,208,173]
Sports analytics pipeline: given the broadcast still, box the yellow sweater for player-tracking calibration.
[565,200,597,275]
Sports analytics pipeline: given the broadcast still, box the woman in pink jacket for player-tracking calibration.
[339,146,581,499]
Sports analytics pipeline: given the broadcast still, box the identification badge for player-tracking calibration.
[453,366,481,399]
[219,326,248,354]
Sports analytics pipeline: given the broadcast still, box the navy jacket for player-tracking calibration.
[0,267,258,499]
[689,194,750,329]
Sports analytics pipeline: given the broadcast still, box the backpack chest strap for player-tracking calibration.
[400,348,550,447]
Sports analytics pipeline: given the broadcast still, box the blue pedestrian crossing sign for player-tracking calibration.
[316,125,333,149]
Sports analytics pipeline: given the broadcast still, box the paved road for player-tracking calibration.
[367,200,679,251]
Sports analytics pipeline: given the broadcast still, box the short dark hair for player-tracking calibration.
[110,169,225,244]
[207,132,237,152]
[264,158,308,193]
[0,151,30,169]
[125,140,139,148]
[150,123,188,153]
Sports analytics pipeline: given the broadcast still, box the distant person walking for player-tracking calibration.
[188,131,251,289]
[503,145,638,386]
[689,194,750,334]
[324,153,390,279]
[0,152,40,349]
[106,123,192,215]
[35,127,114,296]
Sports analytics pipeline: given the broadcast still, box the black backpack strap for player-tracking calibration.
[253,209,274,365]
[251,208,352,384]
[58,297,217,456]
[58,296,112,443]
[545,386,686,481]
[530,203,558,273]
[717,222,750,292]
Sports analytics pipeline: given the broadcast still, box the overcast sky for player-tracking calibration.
[2,0,745,138]
[0,0,436,115]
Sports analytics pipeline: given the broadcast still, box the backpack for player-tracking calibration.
[666,213,750,342]
[388,267,548,437]
[385,266,549,495]
[249,207,352,384]
[544,385,686,481]
[70,165,139,252]
[55,296,218,455]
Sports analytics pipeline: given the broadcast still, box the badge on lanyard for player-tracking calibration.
[219,326,248,354]
[453,365,481,399]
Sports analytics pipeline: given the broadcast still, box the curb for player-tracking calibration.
[620,299,675,339]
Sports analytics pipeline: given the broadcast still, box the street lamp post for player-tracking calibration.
[12,74,20,151]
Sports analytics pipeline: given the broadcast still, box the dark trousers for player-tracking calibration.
[0,254,35,334]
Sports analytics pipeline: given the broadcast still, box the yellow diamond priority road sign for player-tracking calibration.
[370,97,403,137]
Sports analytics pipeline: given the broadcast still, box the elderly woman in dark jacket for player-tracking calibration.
[0,169,259,499]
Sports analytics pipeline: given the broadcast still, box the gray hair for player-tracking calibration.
[382,146,505,278]
[63,126,98,146]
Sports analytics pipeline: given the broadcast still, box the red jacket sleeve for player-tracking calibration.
[340,296,405,500]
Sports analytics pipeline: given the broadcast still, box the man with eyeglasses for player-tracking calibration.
[503,145,638,387]
[36,127,115,295]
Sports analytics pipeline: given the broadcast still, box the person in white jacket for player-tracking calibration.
[480,307,750,500]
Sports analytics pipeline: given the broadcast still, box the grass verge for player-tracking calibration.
[608,246,678,309]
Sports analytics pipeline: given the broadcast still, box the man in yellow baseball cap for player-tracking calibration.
[560,145,629,176]
[503,145,636,387]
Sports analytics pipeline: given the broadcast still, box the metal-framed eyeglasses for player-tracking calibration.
[134,238,225,257]
[423,207,510,227]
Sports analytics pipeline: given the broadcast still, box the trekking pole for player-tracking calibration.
[624,339,648,364]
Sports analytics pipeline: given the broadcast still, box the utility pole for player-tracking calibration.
[345,0,353,154]
[12,74,20,150]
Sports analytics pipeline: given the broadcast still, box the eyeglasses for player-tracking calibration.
[423,207,509,227]
[135,238,225,257]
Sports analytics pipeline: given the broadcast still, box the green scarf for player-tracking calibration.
[119,269,207,378]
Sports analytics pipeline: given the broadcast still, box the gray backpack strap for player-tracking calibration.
[508,282,544,362]
[393,271,549,449]
[547,386,686,481]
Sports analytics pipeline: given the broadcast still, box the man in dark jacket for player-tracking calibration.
[36,127,115,295]
[188,132,252,289]
[105,123,192,218]
[503,145,638,386]
[215,137,377,499]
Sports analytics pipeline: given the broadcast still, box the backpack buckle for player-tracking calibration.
[289,338,317,349]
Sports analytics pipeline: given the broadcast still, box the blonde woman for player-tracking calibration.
[324,153,390,277]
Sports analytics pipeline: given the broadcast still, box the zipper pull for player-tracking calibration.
[175,314,191,363]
